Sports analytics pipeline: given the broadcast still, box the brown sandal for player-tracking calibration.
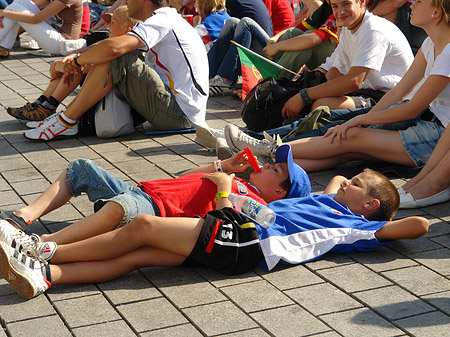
[0,47,10,58]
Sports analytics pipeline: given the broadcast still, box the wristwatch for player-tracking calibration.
[73,53,82,67]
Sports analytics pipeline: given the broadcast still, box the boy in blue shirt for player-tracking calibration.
[0,145,428,299]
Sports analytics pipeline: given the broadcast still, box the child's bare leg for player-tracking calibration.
[62,62,113,120]
[51,214,204,264]
[50,246,186,284]
[288,128,415,172]
[14,170,72,224]
[41,201,124,244]
[42,78,61,99]
[311,96,356,111]
[51,72,83,103]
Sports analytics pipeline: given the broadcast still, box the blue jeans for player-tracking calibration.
[208,17,271,83]
[247,102,421,142]
[0,0,13,9]
[66,158,159,227]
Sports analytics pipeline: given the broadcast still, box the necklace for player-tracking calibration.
[349,10,366,33]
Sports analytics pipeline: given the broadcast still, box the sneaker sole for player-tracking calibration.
[196,128,218,150]
[0,242,35,299]
[23,133,78,142]
[217,146,235,160]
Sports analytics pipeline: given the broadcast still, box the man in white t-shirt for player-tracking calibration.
[281,0,413,120]
[24,0,209,141]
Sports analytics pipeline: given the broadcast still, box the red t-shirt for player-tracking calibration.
[137,173,266,218]
[263,0,295,35]
[296,14,338,43]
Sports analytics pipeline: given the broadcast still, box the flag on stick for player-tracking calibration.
[232,41,298,100]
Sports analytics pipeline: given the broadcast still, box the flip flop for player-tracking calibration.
[0,210,32,231]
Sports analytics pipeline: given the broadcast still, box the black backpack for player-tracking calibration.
[240,70,327,132]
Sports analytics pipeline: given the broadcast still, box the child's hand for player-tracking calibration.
[263,42,278,59]
[324,116,363,144]
[49,61,62,81]
[223,150,252,172]
[201,172,234,190]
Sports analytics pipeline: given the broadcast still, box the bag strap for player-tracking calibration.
[172,29,207,96]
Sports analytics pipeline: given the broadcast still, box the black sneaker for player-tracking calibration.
[7,102,36,119]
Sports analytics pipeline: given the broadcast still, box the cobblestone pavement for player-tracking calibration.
[0,44,449,337]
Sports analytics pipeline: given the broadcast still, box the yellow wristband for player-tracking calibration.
[214,191,230,202]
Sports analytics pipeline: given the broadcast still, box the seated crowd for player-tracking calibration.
[0,0,448,300]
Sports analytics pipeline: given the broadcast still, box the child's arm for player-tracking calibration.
[201,172,234,209]
[374,216,429,241]
[323,175,347,194]
[180,150,252,176]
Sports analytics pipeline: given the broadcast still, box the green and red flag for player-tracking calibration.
[232,41,297,100]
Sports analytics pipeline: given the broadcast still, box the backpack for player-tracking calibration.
[240,70,327,132]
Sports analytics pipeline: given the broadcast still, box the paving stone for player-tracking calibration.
[303,253,355,270]
[382,265,450,296]
[321,308,403,336]
[349,247,418,272]
[353,285,435,320]
[422,290,450,314]
[221,280,293,312]
[285,283,362,316]
[54,294,121,328]
[140,324,203,336]
[1,167,45,183]
[98,271,161,305]
[11,178,50,195]
[0,156,32,172]
[182,301,258,335]
[0,294,56,322]
[250,305,331,336]
[259,264,324,290]
[117,297,188,332]
[197,267,262,288]
[71,319,136,337]
[429,234,450,248]
[159,279,226,308]
[0,190,23,206]
[316,263,392,293]
[409,248,450,276]
[6,315,71,337]
[394,311,450,337]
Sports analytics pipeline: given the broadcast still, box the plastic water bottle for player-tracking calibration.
[228,193,276,227]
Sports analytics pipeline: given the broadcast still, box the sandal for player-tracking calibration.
[0,210,32,231]
[0,46,10,58]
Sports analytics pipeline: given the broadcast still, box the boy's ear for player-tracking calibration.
[273,188,287,200]
[364,198,380,212]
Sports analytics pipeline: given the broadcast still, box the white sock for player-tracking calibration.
[60,111,77,124]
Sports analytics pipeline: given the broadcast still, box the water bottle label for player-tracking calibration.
[241,199,262,219]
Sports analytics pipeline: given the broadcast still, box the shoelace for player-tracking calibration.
[13,232,48,264]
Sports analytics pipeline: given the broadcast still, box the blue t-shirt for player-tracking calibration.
[226,0,273,36]
[256,194,392,270]
[195,10,230,51]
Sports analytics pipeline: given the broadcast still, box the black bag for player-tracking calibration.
[240,70,327,132]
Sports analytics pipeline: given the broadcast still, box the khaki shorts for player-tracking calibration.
[111,50,192,130]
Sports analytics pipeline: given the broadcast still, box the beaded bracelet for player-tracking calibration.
[214,160,223,172]
[214,191,230,202]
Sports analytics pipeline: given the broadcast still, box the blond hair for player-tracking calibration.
[195,0,225,16]
[113,6,141,29]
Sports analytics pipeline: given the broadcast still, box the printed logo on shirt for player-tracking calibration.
[235,180,248,195]
[329,208,342,215]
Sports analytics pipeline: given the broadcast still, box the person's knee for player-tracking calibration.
[128,214,158,235]
[101,201,125,224]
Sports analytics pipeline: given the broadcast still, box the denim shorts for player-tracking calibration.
[399,119,444,167]
[66,158,160,227]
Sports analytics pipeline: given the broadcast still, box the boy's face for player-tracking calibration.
[332,171,375,214]
[330,0,365,28]
[109,15,127,37]
[249,162,289,201]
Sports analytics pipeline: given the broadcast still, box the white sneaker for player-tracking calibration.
[24,114,78,141]
[21,39,41,50]
[209,75,236,96]
[399,188,450,209]
[216,137,235,160]
[26,112,60,129]
[0,220,57,262]
[0,241,51,299]
[224,124,282,158]
[196,126,225,150]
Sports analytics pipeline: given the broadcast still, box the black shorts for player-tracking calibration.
[183,208,263,275]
